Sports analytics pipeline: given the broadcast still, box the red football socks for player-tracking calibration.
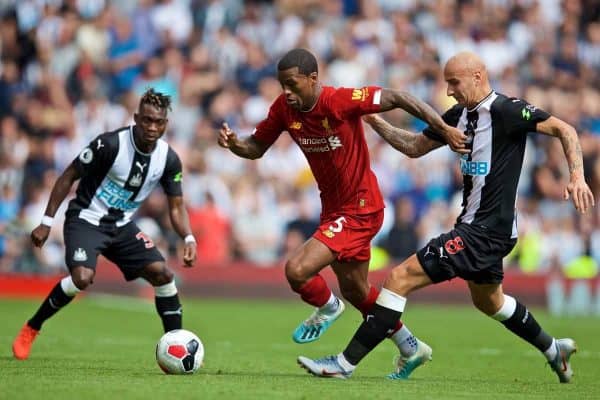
[296,275,332,307]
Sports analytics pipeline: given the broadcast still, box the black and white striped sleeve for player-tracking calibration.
[71,132,118,177]
[422,104,464,144]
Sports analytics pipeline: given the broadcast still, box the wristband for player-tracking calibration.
[184,234,196,244]
[41,215,54,227]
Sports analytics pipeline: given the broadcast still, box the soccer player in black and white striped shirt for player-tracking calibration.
[12,89,197,360]
[297,52,595,383]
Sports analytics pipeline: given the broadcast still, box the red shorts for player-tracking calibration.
[312,209,384,262]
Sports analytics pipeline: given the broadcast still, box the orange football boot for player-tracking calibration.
[12,324,39,360]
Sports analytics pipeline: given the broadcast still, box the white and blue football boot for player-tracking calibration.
[297,355,353,379]
[387,338,432,380]
[292,299,345,343]
[549,338,577,383]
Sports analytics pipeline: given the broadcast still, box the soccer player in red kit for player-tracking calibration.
[218,48,466,377]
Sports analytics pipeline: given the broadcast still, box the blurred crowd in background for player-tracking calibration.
[0,0,599,277]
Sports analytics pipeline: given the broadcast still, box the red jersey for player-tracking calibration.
[253,86,384,217]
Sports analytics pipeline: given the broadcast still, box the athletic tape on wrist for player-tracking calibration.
[41,215,54,227]
[184,234,196,244]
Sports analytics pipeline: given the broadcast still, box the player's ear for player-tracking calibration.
[473,71,482,86]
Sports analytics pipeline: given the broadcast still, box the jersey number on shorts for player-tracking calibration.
[444,236,465,255]
[136,232,155,249]
[329,216,347,233]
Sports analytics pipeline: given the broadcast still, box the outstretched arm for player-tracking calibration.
[379,89,468,154]
[217,123,270,160]
[31,164,81,247]
[363,114,444,158]
[167,195,196,267]
[536,116,595,213]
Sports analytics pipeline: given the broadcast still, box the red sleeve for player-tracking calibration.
[327,86,382,120]
[252,95,287,147]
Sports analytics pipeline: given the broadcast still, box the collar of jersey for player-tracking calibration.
[467,90,495,112]
[299,86,323,113]
[129,125,154,156]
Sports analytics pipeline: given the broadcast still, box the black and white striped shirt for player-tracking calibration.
[66,126,183,228]
[424,92,550,238]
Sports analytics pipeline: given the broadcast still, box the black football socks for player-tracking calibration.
[343,288,406,365]
[155,294,183,332]
[28,282,75,330]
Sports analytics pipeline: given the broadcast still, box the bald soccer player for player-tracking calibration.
[297,52,595,383]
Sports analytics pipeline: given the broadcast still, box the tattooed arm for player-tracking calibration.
[536,116,595,213]
[363,114,443,158]
[537,117,583,177]
[378,89,468,154]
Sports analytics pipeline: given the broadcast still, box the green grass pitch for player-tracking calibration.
[1,296,599,400]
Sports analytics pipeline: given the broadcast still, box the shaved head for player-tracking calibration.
[444,52,492,108]
[445,52,487,78]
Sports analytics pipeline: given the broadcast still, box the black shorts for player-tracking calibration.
[416,223,516,284]
[63,217,165,281]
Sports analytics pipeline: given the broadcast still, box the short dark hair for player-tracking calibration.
[277,48,318,75]
[139,88,172,111]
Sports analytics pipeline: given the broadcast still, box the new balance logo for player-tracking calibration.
[73,248,87,262]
